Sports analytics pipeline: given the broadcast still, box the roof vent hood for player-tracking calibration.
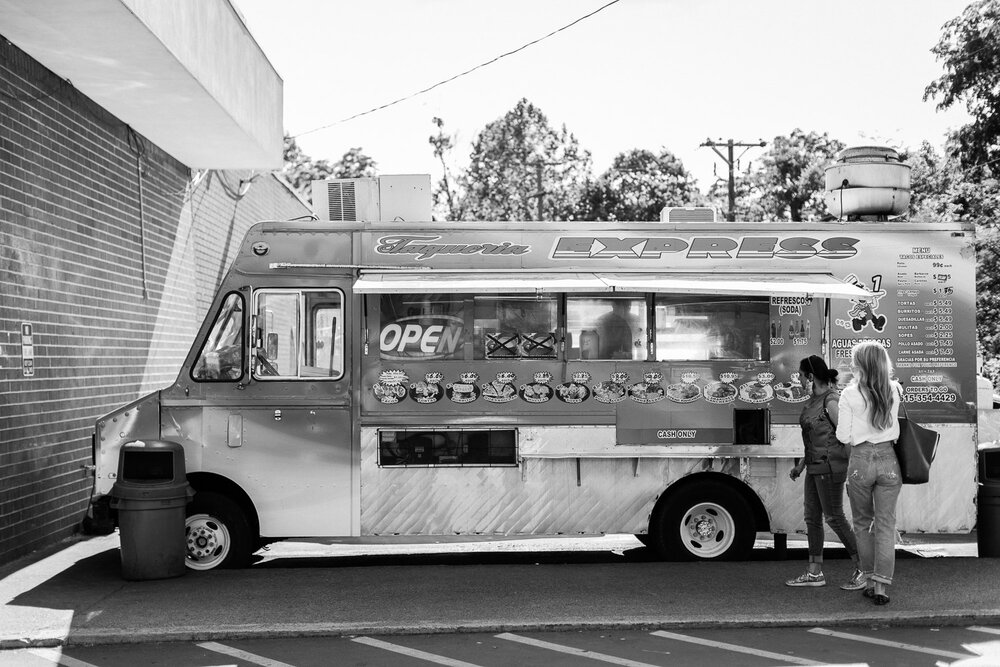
[824,146,911,220]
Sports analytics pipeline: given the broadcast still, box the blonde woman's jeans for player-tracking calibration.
[846,441,902,585]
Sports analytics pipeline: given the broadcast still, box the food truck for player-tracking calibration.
[89,174,979,570]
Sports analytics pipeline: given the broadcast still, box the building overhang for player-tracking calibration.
[0,0,283,169]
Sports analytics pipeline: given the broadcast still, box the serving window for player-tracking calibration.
[379,293,466,361]
[654,296,769,361]
[473,296,559,360]
[375,291,773,362]
[567,296,648,360]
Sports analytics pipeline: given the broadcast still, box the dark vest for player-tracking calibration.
[799,390,849,475]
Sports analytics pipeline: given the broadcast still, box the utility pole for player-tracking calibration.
[700,138,766,222]
[532,161,545,221]
[528,159,564,221]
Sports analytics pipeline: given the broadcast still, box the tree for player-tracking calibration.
[924,0,1000,176]
[333,147,379,180]
[579,148,703,221]
[705,172,764,222]
[749,130,845,221]
[907,140,1000,223]
[978,233,1000,374]
[281,135,377,203]
[456,98,593,221]
[904,141,1000,379]
[428,117,463,221]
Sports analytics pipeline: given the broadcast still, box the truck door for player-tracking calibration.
[239,286,352,537]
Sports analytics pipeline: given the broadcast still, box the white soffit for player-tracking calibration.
[354,272,873,299]
[597,273,874,298]
[0,0,283,169]
[354,273,612,294]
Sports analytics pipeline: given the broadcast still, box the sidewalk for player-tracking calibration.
[1,533,998,649]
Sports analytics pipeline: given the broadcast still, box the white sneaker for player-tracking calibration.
[785,571,826,587]
[840,569,867,591]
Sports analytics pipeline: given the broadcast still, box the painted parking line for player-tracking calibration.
[352,636,482,667]
[808,627,970,660]
[198,641,297,667]
[496,632,660,666]
[21,649,99,667]
[969,626,1000,636]
[651,630,823,665]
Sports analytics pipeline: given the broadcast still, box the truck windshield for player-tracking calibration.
[191,292,245,381]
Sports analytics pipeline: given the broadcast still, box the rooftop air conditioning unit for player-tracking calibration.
[311,174,431,222]
[660,206,719,223]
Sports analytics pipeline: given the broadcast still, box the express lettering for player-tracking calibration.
[551,236,859,260]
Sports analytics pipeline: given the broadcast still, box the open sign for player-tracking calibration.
[380,315,464,360]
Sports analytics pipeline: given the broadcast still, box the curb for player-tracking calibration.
[6,609,1000,649]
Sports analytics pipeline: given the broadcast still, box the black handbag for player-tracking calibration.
[894,398,940,484]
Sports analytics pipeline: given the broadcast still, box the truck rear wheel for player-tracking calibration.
[650,481,755,561]
[185,492,254,570]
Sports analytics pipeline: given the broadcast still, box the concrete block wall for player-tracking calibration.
[0,36,309,565]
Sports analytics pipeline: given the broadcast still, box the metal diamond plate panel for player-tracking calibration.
[358,424,977,537]
[362,428,742,536]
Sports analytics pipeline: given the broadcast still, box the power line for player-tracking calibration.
[293,0,623,139]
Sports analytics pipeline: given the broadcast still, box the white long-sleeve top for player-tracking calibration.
[835,380,902,446]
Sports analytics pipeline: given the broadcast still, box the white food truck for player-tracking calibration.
[89,170,979,570]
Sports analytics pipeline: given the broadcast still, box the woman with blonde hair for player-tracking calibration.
[836,341,903,606]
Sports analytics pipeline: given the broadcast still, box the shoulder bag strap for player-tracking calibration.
[822,391,836,427]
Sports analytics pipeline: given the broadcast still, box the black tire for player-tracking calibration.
[185,491,255,570]
[650,481,755,561]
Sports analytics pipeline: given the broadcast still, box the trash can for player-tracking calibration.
[110,440,194,580]
[978,447,1000,557]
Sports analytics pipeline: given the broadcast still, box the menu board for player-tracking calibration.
[829,239,975,424]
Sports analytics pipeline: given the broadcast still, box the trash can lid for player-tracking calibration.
[981,447,1000,484]
[111,480,193,501]
[117,440,187,483]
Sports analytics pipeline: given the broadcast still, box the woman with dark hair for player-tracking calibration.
[785,355,863,590]
[837,341,902,606]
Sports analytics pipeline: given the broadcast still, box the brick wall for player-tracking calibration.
[0,36,309,565]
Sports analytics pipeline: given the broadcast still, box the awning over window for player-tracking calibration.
[596,273,873,298]
[354,272,873,298]
[353,272,610,294]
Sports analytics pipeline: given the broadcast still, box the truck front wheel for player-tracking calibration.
[650,481,755,561]
[185,492,254,570]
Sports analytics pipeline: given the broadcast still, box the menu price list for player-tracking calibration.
[895,295,956,369]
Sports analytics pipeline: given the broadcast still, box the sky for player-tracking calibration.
[233,0,974,195]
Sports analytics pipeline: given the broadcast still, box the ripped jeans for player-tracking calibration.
[846,441,902,585]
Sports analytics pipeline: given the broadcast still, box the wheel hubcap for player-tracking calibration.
[185,515,230,570]
[681,502,736,558]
